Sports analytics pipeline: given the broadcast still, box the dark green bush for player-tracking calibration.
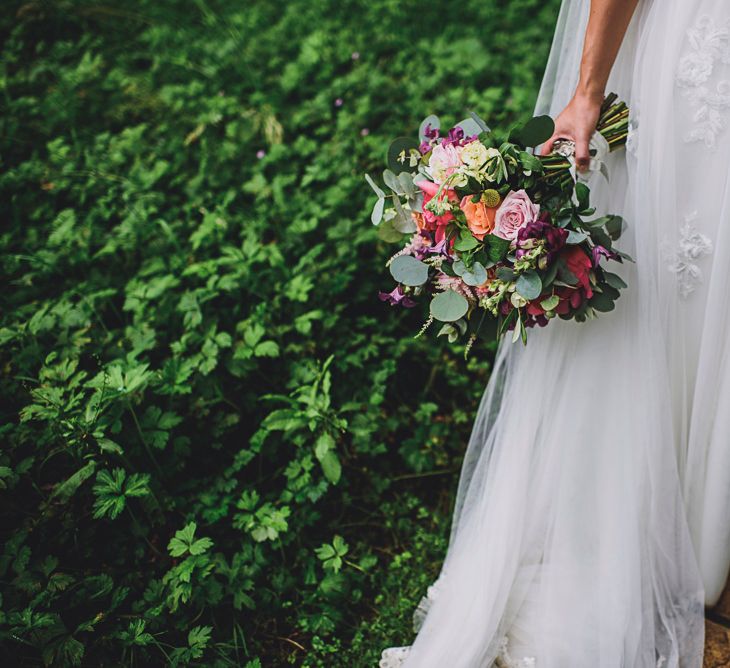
[0,1,558,665]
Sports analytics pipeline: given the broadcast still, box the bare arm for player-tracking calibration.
[540,0,640,170]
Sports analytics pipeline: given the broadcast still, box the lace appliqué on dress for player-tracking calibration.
[676,15,730,148]
[662,212,713,299]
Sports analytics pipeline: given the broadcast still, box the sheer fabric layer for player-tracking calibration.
[379,0,730,665]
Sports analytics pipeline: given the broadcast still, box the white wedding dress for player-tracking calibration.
[381,0,730,666]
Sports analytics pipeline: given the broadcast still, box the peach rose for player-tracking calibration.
[459,195,497,240]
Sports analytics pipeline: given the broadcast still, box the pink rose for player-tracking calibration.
[428,143,463,185]
[493,190,540,241]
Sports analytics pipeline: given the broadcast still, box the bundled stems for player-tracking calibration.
[539,93,630,183]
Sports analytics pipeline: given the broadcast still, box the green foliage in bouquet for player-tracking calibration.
[0,0,559,665]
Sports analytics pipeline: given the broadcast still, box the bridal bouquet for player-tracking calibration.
[368,94,631,347]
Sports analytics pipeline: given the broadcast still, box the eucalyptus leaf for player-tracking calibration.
[540,294,560,311]
[452,259,466,277]
[398,172,417,198]
[383,169,404,195]
[566,230,588,244]
[377,218,404,243]
[392,212,417,233]
[364,173,385,199]
[387,137,421,174]
[461,262,488,287]
[392,196,417,233]
[468,110,490,133]
[389,255,429,286]
[409,190,424,214]
[430,290,469,322]
[496,267,516,281]
[515,270,542,300]
[371,197,385,225]
[454,118,483,138]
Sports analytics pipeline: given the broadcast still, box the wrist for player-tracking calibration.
[574,81,605,105]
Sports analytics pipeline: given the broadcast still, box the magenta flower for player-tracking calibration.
[256,149,266,159]
[334,98,344,107]
[592,245,620,266]
[426,237,452,258]
[516,219,568,261]
[378,286,416,307]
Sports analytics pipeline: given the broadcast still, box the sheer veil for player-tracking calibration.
[391,0,721,666]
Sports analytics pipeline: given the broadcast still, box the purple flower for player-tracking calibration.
[419,124,441,155]
[516,219,568,261]
[427,237,452,258]
[256,149,266,159]
[592,245,620,266]
[378,286,416,307]
[442,125,479,147]
[334,98,344,107]
[423,124,440,140]
[360,127,370,136]
[446,126,465,145]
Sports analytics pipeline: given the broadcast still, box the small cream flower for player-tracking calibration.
[458,141,489,170]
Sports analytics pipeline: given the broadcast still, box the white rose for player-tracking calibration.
[458,140,489,170]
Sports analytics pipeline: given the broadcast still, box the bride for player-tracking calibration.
[381,0,730,665]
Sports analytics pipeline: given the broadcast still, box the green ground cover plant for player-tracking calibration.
[0,1,558,665]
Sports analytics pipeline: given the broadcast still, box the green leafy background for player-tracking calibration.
[0,0,559,665]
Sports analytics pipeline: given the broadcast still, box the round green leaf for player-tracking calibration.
[461,261,488,287]
[430,290,469,322]
[511,115,555,147]
[452,259,467,277]
[540,294,560,311]
[389,255,429,286]
[515,271,542,300]
[377,218,404,243]
[589,291,616,313]
[387,137,421,174]
[392,210,417,233]
[454,118,483,138]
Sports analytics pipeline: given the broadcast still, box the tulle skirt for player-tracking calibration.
[382,0,730,665]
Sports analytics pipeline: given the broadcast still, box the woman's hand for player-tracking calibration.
[540,91,603,171]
